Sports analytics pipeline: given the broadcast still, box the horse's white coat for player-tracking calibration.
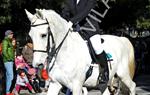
[25,9,136,95]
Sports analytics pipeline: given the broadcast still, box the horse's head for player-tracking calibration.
[25,9,72,67]
[25,9,50,67]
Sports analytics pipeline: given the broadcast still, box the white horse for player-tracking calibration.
[25,9,136,95]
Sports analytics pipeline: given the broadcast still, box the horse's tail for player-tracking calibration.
[128,39,135,79]
[121,37,135,79]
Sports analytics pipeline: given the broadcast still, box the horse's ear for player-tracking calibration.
[35,9,40,13]
[25,9,34,22]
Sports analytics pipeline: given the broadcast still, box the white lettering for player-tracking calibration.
[80,18,96,32]
[80,0,110,32]
[102,0,110,9]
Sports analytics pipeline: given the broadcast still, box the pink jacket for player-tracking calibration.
[15,56,30,69]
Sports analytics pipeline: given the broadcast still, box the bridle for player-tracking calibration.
[31,22,52,54]
[30,18,71,71]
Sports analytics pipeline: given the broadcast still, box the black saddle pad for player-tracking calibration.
[87,39,104,63]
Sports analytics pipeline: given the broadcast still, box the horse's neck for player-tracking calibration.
[46,10,72,48]
[53,31,68,48]
[52,31,83,55]
[47,10,89,57]
[53,32,90,67]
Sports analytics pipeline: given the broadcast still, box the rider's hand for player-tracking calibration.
[68,21,73,27]
[73,23,80,32]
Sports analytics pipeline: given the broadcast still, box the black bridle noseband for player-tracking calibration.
[31,22,53,54]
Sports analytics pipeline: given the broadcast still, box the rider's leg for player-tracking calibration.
[66,88,72,95]
[89,34,109,83]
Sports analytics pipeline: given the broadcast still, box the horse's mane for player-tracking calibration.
[38,9,69,34]
[37,9,71,47]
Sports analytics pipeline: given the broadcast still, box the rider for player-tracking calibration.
[61,0,109,83]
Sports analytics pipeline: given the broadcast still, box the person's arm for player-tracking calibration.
[22,57,30,69]
[15,58,20,69]
[71,0,96,24]
[22,46,27,57]
[2,40,10,60]
[24,75,29,83]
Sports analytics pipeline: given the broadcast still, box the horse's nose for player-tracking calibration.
[32,63,36,68]
[32,62,39,68]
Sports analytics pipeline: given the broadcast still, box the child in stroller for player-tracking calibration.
[28,68,42,93]
[15,52,42,93]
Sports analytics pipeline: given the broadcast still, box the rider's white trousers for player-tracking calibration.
[90,34,103,55]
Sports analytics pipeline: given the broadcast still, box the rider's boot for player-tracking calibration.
[97,51,109,84]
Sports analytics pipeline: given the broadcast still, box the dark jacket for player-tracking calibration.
[62,0,100,38]
[2,37,15,63]
[22,43,33,65]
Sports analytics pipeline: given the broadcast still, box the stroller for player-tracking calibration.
[27,68,42,93]
[15,54,42,93]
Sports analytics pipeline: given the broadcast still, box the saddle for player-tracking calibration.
[87,38,104,63]
[85,38,113,93]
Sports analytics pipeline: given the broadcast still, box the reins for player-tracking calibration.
[47,28,71,72]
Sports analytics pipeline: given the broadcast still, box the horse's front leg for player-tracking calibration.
[82,87,88,95]
[72,81,83,95]
[47,81,62,95]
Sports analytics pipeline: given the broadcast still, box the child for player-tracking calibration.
[15,70,35,95]
[28,68,42,93]
[15,52,30,73]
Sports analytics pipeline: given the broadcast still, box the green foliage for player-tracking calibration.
[0,16,11,24]
[136,17,150,29]
[135,0,150,30]
[0,0,12,25]
[0,0,150,31]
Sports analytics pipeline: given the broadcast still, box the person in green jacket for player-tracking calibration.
[2,30,15,95]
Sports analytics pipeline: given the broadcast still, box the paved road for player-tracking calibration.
[20,74,150,95]
[134,74,150,95]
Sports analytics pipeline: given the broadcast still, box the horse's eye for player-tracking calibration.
[41,34,47,38]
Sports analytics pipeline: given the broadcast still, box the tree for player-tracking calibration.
[0,0,149,34]
[101,0,149,31]
[0,0,12,24]
[136,1,150,30]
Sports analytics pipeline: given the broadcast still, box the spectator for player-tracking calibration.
[22,40,33,66]
[28,69,42,93]
[0,39,5,95]
[0,40,3,95]
[14,70,35,95]
[2,30,15,95]
[15,52,30,73]
[12,38,17,56]
[0,39,3,64]
[41,62,50,92]
[12,38,16,50]
[0,39,2,55]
